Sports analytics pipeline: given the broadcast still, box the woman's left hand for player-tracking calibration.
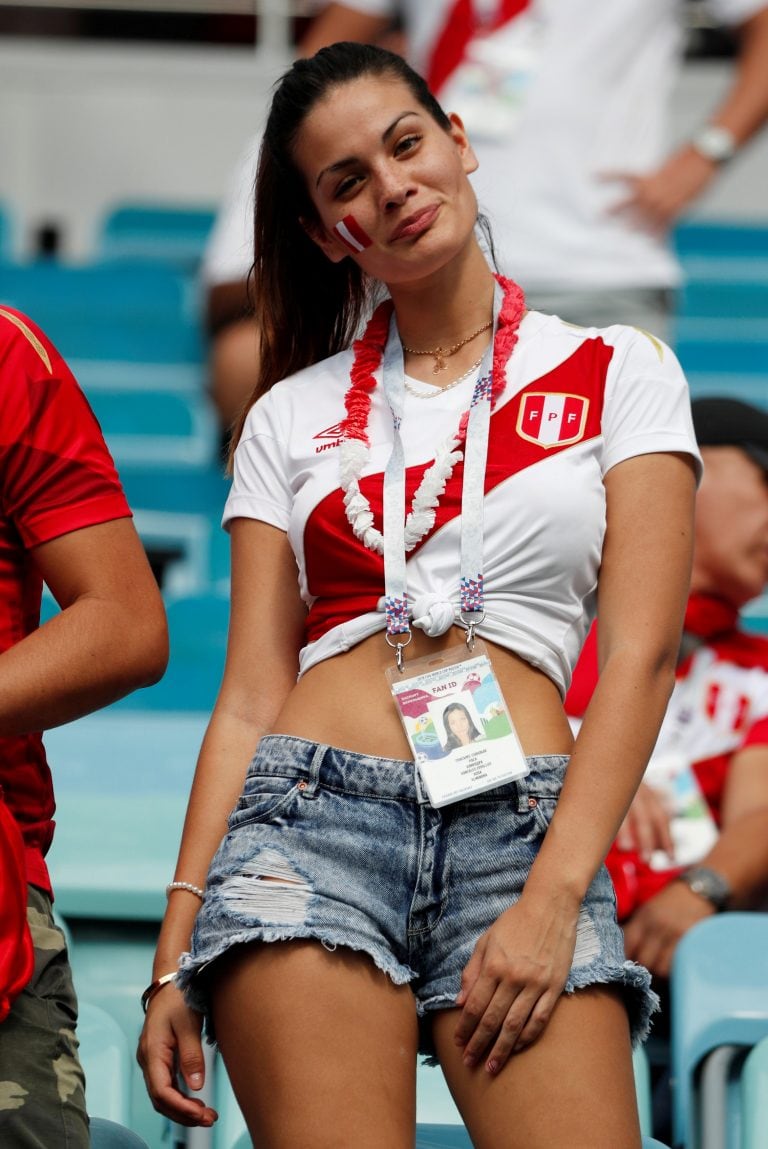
[453,894,579,1073]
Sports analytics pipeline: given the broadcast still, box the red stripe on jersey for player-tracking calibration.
[304,337,612,643]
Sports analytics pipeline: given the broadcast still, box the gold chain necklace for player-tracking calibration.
[403,353,485,399]
[402,318,493,374]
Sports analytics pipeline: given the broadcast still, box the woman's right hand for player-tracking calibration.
[137,982,218,1128]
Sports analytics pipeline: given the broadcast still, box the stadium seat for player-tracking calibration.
[674,334,768,376]
[98,202,216,269]
[670,913,768,1149]
[119,590,229,713]
[0,260,204,363]
[85,387,217,467]
[741,1035,768,1149]
[673,221,768,261]
[90,1119,150,1148]
[78,1000,132,1125]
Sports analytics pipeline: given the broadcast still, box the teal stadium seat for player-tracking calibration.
[98,202,216,269]
[90,1119,150,1148]
[78,1000,132,1125]
[0,260,204,362]
[741,1035,768,1149]
[674,221,768,261]
[85,388,217,467]
[671,913,768,1149]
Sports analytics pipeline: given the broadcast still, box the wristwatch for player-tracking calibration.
[677,865,731,912]
[691,125,737,164]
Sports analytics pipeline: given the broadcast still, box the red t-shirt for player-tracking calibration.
[0,307,131,895]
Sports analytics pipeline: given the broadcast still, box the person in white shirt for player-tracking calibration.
[139,42,699,1147]
[202,0,768,441]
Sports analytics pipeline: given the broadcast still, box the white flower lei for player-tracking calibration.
[339,429,466,556]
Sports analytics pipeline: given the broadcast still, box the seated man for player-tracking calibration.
[0,306,168,1146]
[567,396,768,980]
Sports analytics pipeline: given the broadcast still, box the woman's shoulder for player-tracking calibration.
[240,347,356,442]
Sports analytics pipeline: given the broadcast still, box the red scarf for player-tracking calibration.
[427,0,532,95]
[683,593,738,642]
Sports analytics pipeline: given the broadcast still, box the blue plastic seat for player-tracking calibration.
[126,590,229,712]
[673,221,768,260]
[98,202,216,269]
[674,334,768,377]
[78,1001,132,1125]
[670,913,768,1149]
[0,259,193,319]
[0,260,204,363]
[90,1119,150,1148]
[679,281,768,320]
[85,387,217,467]
[741,1034,768,1149]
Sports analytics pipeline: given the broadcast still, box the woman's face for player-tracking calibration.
[292,74,479,287]
[447,708,471,740]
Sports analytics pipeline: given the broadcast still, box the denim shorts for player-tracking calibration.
[178,735,656,1056]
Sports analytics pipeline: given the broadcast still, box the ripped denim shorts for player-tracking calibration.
[177,735,657,1054]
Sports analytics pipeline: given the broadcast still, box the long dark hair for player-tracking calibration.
[228,42,453,462]
[442,702,482,750]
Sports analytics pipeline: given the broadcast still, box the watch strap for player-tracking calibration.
[678,865,731,912]
[691,125,737,164]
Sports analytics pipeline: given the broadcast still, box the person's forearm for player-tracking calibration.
[699,810,768,908]
[151,712,262,975]
[0,595,166,737]
[524,651,677,907]
[706,9,768,146]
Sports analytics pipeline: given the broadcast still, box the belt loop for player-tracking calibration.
[300,742,326,799]
[412,759,429,806]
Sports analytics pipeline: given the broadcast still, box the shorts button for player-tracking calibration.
[527,797,538,808]
[297,781,308,791]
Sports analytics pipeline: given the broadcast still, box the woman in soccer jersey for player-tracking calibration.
[138,43,699,1148]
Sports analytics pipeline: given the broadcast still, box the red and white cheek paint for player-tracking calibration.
[333,215,373,254]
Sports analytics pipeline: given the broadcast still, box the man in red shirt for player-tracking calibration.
[568,396,768,980]
[0,307,168,1146]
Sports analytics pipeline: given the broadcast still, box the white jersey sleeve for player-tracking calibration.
[705,0,768,25]
[223,389,293,533]
[600,328,703,479]
[201,133,261,289]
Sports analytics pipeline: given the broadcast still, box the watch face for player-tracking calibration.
[693,126,736,163]
[684,866,730,910]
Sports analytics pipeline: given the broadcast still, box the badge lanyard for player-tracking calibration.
[381,280,503,670]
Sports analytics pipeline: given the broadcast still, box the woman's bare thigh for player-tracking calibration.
[211,940,420,1149]
[432,987,642,1149]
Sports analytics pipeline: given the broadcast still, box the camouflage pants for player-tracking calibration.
[0,886,89,1148]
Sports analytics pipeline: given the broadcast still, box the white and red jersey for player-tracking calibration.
[203,0,766,293]
[569,607,768,824]
[567,601,768,914]
[224,312,700,693]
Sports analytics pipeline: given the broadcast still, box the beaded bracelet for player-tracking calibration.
[165,880,205,901]
[141,971,178,1014]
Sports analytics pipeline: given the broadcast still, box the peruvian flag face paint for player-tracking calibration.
[333,215,373,254]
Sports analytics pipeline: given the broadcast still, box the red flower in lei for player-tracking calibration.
[340,274,526,447]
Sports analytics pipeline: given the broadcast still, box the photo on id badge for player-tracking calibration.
[390,647,529,807]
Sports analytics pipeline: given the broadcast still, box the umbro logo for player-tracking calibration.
[313,421,344,453]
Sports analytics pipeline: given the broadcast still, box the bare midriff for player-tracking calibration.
[272,627,575,761]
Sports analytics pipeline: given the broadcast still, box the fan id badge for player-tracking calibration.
[387,641,529,808]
